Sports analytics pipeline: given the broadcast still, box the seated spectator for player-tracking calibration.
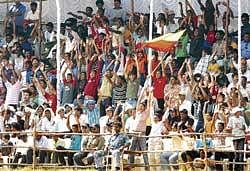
[74,124,105,166]
[56,124,82,166]
[12,134,32,167]
[94,122,130,171]
[27,134,51,164]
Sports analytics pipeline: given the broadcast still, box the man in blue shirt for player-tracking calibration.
[94,122,130,171]
[241,32,250,60]
[5,0,26,36]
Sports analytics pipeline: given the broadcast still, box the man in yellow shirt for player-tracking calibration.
[98,69,114,117]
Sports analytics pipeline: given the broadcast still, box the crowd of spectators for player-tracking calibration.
[0,0,249,171]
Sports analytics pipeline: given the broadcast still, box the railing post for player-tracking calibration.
[247,158,250,171]
[223,159,229,171]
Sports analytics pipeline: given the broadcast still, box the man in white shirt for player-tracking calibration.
[12,134,32,167]
[44,22,56,42]
[27,135,50,164]
[24,2,39,38]
[99,106,114,134]
[54,107,69,132]
[25,2,39,23]
[107,0,126,23]
[39,108,55,132]
[239,76,250,99]
[110,18,125,47]
[125,107,136,133]
[178,91,192,117]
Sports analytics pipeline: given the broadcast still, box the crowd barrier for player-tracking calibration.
[0,131,249,170]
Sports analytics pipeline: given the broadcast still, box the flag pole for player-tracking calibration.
[56,0,61,108]
[148,0,154,86]
[238,0,242,85]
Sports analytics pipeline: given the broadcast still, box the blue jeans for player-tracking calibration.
[94,149,121,169]
[126,99,137,109]
[129,136,149,165]
[195,119,204,133]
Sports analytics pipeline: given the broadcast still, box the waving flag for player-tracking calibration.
[143,30,186,52]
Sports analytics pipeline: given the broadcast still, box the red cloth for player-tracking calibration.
[153,76,167,99]
[44,92,57,113]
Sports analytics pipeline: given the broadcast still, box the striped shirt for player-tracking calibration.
[9,3,26,26]
[85,108,100,126]
[112,84,127,105]
[5,81,21,105]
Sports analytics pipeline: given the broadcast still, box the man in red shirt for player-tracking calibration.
[152,61,167,110]
[84,55,103,99]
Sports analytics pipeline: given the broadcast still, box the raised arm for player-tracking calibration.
[179,2,185,18]
[197,0,205,10]
[186,0,196,16]
[134,55,140,79]
[216,2,221,17]
[33,70,46,95]
[67,12,83,20]
[40,68,56,95]
[178,59,187,83]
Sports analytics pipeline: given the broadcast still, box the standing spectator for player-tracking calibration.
[84,55,103,99]
[124,55,140,108]
[241,13,250,37]
[152,60,166,110]
[226,107,247,171]
[129,94,149,170]
[107,0,126,23]
[44,22,56,43]
[84,100,100,126]
[39,108,55,132]
[1,63,21,107]
[3,0,26,36]
[98,69,114,117]
[197,0,215,28]
[54,107,69,132]
[61,64,77,105]
[241,32,250,60]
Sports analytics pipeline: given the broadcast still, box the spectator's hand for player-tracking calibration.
[178,2,183,6]
[40,63,45,72]
[67,12,73,15]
